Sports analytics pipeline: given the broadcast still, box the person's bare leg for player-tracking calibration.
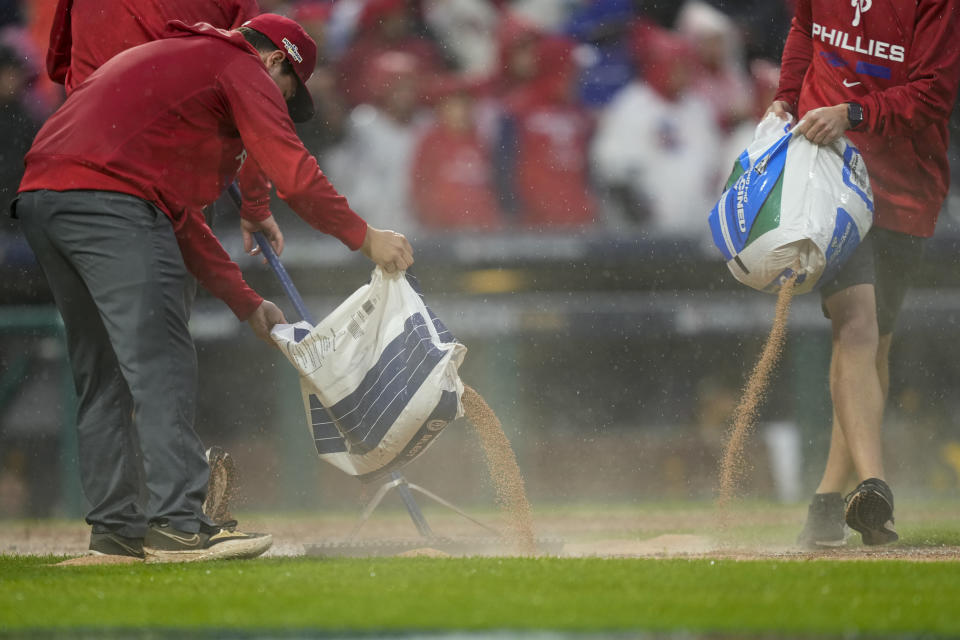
[816,412,853,493]
[814,331,892,494]
[823,284,885,482]
[876,333,893,400]
[841,326,898,544]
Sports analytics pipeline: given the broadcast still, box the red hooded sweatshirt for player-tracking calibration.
[47,0,259,93]
[21,22,368,319]
[774,0,960,238]
[45,0,272,224]
[504,36,596,227]
[411,124,503,230]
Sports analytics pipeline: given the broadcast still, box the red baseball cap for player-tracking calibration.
[242,13,317,122]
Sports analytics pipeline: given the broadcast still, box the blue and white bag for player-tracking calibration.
[708,113,874,294]
[271,268,466,480]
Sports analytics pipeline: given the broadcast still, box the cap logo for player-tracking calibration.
[281,37,303,63]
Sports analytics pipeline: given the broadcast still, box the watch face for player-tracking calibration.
[848,102,863,127]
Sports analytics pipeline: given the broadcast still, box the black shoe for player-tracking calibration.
[143,520,272,563]
[89,531,145,558]
[796,492,846,548]
[844,477,898,546]
[203,446,238,524]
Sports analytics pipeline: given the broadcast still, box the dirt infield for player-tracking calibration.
[4,503,958,563]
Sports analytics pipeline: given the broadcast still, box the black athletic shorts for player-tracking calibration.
[819,227,925,335]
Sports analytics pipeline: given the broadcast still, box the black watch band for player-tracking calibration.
[847,102,864,130]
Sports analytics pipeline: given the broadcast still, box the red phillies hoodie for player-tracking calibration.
[21,22,367,319]
[775,0,960,238]
[503,37,597,227]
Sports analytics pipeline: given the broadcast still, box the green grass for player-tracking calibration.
[1,555,958,634]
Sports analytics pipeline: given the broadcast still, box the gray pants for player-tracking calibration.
[17,190,212,536]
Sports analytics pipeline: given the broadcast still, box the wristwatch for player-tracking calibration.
[847,102,864,130]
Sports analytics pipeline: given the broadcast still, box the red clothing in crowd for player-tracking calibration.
[775,0,960,238]
[335,0,444,106]
[411,126,501,230]
[510,102,596,226]
[47,0,259,92]
[21,22,367,319]
[504,37,596,226]
[481,13,542,99]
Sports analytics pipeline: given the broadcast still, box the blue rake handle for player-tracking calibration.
[226,183,315,325]
[252,232,316,326]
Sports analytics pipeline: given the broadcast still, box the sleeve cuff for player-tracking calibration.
[773,93,797,115]
[231,292,265,321]
[239,199,272,223]
[340,215,369,251]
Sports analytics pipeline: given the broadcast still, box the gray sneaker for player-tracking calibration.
[203,446,237,524]
[844,477,899,546]
[796,492,847,548]
[143,520,271,563]
[89,531,145,558]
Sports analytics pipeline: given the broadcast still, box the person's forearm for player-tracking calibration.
[224,61,369,251]
[175,209,263,320]
[236,155,272,222]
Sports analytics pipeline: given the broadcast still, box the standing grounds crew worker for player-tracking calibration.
[47,0,258,92]
[769,0,960,547]
[44,0,270,528]
[14,14,414,562]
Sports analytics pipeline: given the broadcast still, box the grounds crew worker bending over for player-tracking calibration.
[13,14,414,562]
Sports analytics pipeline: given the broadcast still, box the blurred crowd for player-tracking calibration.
[0,0,796,242]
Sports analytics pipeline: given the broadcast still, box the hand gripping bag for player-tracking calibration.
[708,113,874,294]
[271,268,466,480]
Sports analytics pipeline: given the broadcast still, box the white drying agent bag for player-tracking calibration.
[271,268,466,480]
[708,113,874,294]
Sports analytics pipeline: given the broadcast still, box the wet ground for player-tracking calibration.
[4,503,958,563]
